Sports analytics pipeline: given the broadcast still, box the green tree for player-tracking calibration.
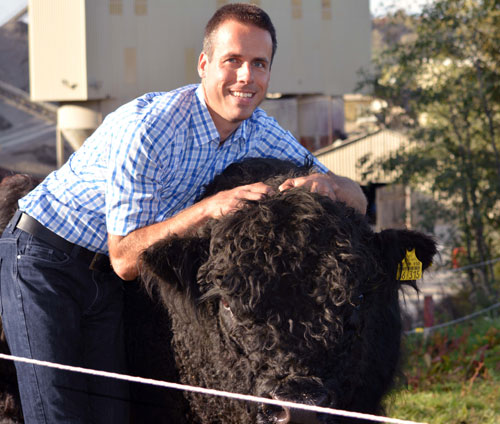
[371,10,418,60]
[365,0,500,300]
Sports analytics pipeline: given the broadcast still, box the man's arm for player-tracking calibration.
[110,170,366,281]
[278,171,367,214]
[108,182,274,281]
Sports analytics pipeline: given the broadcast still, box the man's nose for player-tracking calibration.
[237,62,254,83]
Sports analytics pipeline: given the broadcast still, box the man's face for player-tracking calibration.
[198,20,273,141]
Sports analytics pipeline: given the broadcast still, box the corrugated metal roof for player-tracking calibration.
[314,129,409,183]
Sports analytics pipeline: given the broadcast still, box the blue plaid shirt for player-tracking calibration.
[19,84,328,254]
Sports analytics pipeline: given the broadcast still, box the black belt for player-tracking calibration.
[12,211,111,273]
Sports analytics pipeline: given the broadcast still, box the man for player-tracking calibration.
[0,3,366,423]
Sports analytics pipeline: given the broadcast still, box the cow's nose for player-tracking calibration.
[269,393,326,424]
[273,406,321,424]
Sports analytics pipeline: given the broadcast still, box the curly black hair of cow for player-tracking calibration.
[139,158,437,423]
[0,173,40,235]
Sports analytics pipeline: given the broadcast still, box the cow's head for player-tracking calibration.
[139,159,436,423]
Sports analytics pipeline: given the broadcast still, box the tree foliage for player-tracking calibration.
[365,0,500,300]
[371,10,418,59]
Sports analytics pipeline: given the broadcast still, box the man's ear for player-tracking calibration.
[198,51,208,79]
[375,229,437,280]
[139,235,210,307]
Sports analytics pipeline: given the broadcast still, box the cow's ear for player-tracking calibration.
[139,236,209,305]
[375,229,437,280]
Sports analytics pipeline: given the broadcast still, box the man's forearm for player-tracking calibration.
[326,171,367,214]
[108,200,213,280]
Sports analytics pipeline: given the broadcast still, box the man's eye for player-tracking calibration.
[253,61,266,69]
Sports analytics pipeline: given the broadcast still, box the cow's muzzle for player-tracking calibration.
[259,392,328,424]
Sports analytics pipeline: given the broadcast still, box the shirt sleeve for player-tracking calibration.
[105,113,165,236]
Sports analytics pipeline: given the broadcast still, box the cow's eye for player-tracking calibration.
[221,298,231,311]
[219,298,235,323]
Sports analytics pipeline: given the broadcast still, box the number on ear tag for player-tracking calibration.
[397,249,422,280]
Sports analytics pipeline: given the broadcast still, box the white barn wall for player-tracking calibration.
[29,0,371,103]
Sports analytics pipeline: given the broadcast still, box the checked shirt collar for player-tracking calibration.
[193,85,250,148]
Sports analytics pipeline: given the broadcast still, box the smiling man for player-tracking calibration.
[199,18,272,140]
[0,3,366,424]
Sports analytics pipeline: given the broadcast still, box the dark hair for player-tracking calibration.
[203,3,277,64]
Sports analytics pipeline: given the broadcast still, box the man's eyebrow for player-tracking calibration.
[223,53,270,63]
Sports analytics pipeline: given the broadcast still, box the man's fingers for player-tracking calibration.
[237,189,270,201]
[207,182,275,219]
[233,182,276,203]
[279,175,337,201]
[242,181,276,196]
[278,179,295,191]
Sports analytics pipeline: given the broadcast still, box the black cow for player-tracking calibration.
[131,158,436,423]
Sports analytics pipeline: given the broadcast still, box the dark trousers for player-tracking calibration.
[0,225,129,423]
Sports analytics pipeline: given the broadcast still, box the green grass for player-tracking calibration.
[388,379,499,424]
[386,315,500,424]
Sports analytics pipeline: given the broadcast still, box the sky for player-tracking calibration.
[0,0,26,27]
[1,0,434,28]
[370,0,434,16]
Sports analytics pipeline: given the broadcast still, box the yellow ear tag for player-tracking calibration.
[397,249,422,280]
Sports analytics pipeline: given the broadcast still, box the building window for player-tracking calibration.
[135,0,147,16]
[109,0,122,16]
[291,0,302,19]
[322,0,332,20]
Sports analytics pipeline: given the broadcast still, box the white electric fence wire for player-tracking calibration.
[445,257,500,273]
[0,353,427,424]
[405,302,500,335]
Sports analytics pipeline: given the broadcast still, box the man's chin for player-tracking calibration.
[227,113,253,125]
[229,105,260,122]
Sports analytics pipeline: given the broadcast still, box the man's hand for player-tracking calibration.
[201,182,275,219]
[279,172,367,214]
[279,173,337,200]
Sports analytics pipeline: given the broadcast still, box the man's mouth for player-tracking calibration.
[230,91,254,98]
